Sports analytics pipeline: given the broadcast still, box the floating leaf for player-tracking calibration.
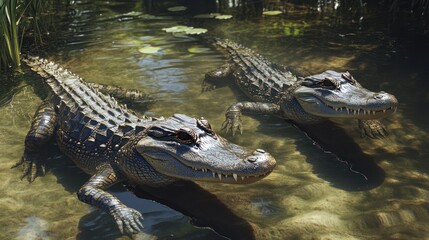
[215,14,233,20]
[187,47,210,53]
[162,25,208,35]
[263,10,282,16]
[162,25,186,33]
[138,46,162,54]
[167,6,187,12]
[184,28,208,35]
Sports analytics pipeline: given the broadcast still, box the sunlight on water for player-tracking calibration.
[0,0,428,239]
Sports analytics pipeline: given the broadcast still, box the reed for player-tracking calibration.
[0,0,61,72]
[0,0,21,72]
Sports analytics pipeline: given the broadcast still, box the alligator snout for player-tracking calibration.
[244,149,276,167]
[373,91,394,101]
[372,91,398,107]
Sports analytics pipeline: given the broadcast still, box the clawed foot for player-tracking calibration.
[201,79,217,93]
[110,205,144,234]
[221,109,242,136]
[358,119,389,139]
[11,152,45,182]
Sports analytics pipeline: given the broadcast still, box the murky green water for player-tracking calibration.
[1,1,429,239]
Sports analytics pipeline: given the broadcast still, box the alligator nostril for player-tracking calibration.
[373,94,384,99]
[247,156,258,163]
[255,149,265,154]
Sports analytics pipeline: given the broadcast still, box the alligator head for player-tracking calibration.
[130,114,276,184]
[293,70,398,120]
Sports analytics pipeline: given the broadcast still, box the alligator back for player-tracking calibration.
[23,56,149,173]
[214,39,298,103]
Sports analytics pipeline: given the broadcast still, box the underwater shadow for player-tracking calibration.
[212,87,384,191]
[40,146,254,240]
[131,181,256,240]
[293,121,385,191]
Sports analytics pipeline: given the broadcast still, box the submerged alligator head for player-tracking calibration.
[121,114,276,185]
[292,70,398,121]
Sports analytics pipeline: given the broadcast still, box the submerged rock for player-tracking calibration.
[16,216,49,240]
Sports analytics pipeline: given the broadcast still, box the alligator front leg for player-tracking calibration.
[222,102,281,136]
[358,119,388,139]
[13,99,57,182]
[77,164,143,234]
[202,63,234,92]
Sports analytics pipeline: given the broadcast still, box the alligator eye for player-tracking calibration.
[147,127,168,138]
[174,129,197,144]
[197,117,215,135]
[341,71,356,84]
[320,77,337,89]
[301,78,316,86]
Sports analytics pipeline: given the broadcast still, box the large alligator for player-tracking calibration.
[14,56,276,234]
[203,39,398,138]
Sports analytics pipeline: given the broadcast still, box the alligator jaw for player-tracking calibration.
[297,95,398,119]
[324,104,397,118]
[141,148,276,184]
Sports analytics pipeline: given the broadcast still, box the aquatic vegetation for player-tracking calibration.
[0,0,21,72]
[138,45,162,54]
[215,14,233,20]
[162,25,208,35]
[262,10,282,16]
[0,0,67,72]
[187,46,211,54]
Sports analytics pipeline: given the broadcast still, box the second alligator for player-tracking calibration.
[204,39,398,138]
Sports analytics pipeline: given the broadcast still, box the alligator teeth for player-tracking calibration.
[233,174,238,181]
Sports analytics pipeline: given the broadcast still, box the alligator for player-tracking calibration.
[203,39,398,138]
[14,56,276,235]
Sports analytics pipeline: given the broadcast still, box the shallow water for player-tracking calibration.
[1,0,429,239]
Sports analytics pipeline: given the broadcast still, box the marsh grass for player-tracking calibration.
[0,0,21,72]
[0,0,64,72]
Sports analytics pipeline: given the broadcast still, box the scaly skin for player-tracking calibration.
[14,56,276,235]
[87,82,155,105]
[203,39,398,138]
